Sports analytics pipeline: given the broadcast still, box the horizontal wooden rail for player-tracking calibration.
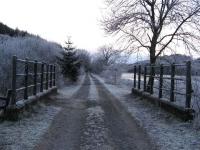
[10,56,57,106]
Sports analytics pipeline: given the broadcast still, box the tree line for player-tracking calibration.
[57,38,126,82]
[0,22,29,37]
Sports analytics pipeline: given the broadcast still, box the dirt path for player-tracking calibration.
[34,75,90,150]
[91,75,157,150]
[34,74,157,150]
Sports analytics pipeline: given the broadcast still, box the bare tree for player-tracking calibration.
[103,0,200,64]
[103,0,200,91]
[91,56,105,73]
[91,45,123,73]
[98,45,121,66]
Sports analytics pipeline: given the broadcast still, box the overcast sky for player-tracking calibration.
[0,0,113,52]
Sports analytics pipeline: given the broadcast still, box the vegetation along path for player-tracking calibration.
[34,74,157,150]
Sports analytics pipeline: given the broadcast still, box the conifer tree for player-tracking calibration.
[57,38,80,82]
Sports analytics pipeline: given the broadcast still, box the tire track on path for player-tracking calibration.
[91,75,157,150]
[34,74,91,150]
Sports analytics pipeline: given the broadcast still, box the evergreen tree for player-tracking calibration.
[57,38,80,82]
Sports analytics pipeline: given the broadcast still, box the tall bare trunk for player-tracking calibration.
[147,43,157,93]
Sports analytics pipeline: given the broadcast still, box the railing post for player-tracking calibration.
[11,56,17,105]
[40,63,44,92]
[138,65,141,89]
[150,65,154,94]
[133,66,136,88]
[144,66,147,91]
[6,89,12,107]
[53,65,56,86]
[46,64,49,90]
[50,65,53,88]
[170,63,175,102]
[159,64,163,98]
[186,61,192,108]
[33,60,37,95]
[24,58,29,100]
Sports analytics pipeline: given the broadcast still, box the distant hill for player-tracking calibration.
[133,54,192,66]
[126,54,200,74]
[156,54,192,64]
[0,22,29,37]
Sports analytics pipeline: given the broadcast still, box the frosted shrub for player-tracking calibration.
[0,35,63,94]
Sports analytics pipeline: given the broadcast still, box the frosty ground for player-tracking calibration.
[0,73,200,150]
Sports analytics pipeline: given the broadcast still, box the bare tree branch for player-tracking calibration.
[102,0,200,64]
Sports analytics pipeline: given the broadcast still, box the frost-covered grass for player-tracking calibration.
[0,74,86,150]
[0,103,61,150]
[93,74,200,150]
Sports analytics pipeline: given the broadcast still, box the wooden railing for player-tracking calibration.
[133,61,192,108]
[10,56,56,106]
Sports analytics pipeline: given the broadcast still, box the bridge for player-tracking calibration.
[0,56,198,149]
[0,56,195,121]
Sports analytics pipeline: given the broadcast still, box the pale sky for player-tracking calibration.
[1,0,198,60]
[0,0,112,52]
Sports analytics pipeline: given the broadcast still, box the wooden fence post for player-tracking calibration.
[134,66,136,88]
[40,63,44,92]
[138,65,141,89]
[170,63,175,102]
[33,60,37,95]
[46,64,49,90]
[144,66,147,91]
[11,56,17,105]
[159,64,163,98]
[50,65,53,88]
[24,58,29,100]
[186,61,192,108]
[53,65,56,86]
